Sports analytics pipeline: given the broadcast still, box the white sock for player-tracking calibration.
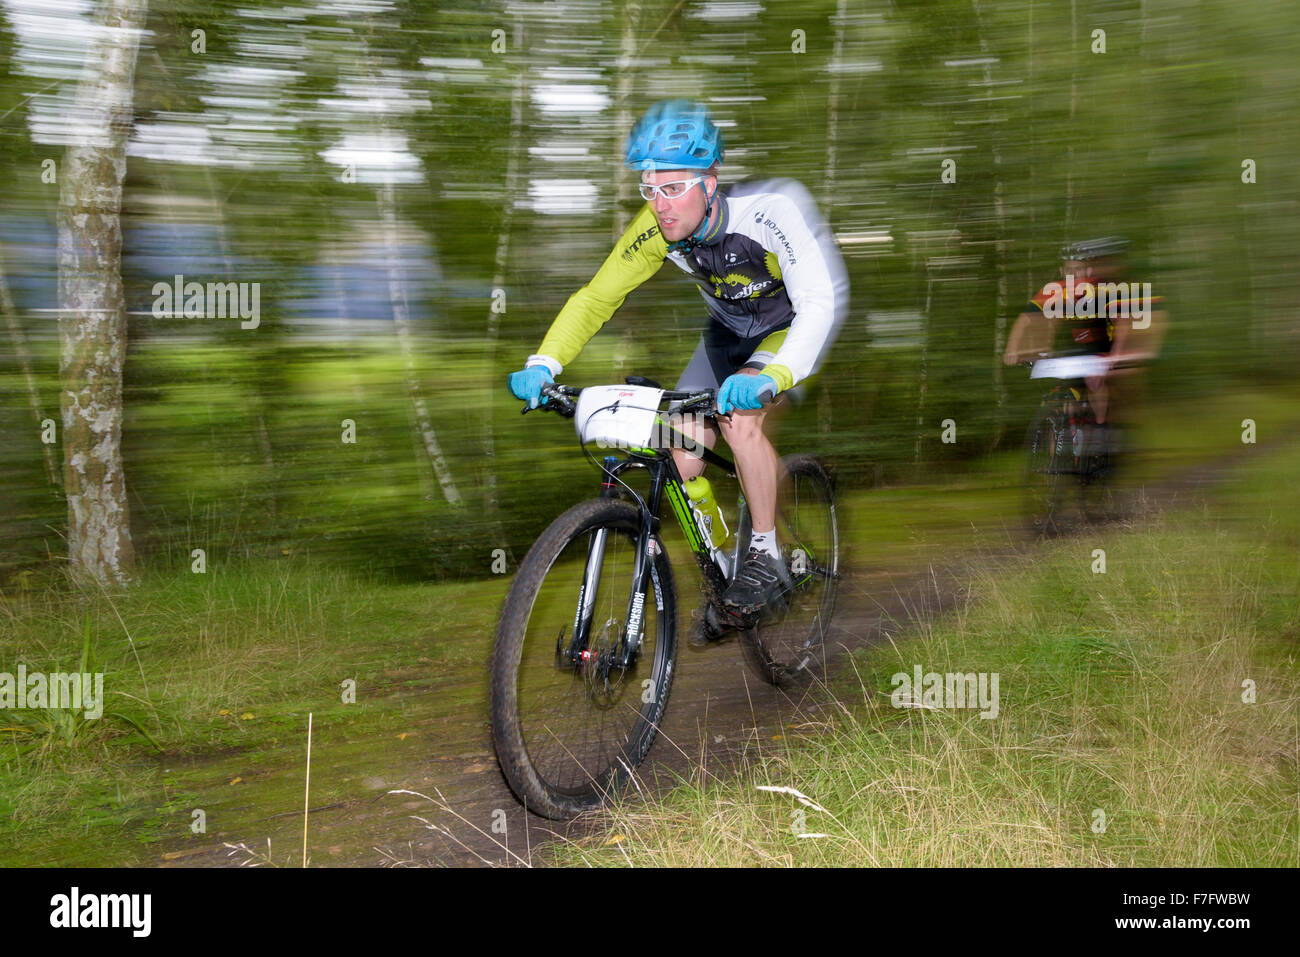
[749,528,780,559]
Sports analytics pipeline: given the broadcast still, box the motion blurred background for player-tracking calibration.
[2,0,1297,582]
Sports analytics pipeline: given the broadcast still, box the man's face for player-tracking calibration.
[1065,259,1091,281]
[641,168,715,243]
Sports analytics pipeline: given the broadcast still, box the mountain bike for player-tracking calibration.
[1022,354,1123,534]
[490,378,839,819]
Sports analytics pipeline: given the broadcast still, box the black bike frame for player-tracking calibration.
[1035,384,1091,476]
[563,438,746,672]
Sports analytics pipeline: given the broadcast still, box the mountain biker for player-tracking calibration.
[1003,236,1165,449]
[507,99,849,622]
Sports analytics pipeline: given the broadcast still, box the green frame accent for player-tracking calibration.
[664,477,709,556]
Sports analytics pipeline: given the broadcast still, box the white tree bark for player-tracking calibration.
[377,178,463,508]
[355,20,463,509]
[56,0,148,586]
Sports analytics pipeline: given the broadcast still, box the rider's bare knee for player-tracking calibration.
[718,409,765,446]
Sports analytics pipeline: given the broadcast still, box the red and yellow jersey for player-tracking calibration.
[1027,275,1162,355]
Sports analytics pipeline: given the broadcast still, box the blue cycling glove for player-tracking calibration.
[508,365,554,409]
[717,372,777,414]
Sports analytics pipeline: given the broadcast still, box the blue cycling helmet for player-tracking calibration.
[624,99,724,171]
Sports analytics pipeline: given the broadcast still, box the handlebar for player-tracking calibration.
[519,383,580,417]
[520,380,727,419]
[1019,353,1149,374]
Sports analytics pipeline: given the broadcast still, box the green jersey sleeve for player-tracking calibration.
[530,205,667,374]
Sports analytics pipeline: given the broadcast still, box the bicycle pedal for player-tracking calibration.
[688,605,733,648]
[719,601,756,625]
[721,596,787,630]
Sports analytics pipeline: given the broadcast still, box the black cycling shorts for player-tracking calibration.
[674,321,795,393]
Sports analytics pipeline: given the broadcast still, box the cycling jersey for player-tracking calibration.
[1027,275,1162,357]
[527,178,849,394]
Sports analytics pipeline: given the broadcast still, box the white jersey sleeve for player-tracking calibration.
[731,179,849,391]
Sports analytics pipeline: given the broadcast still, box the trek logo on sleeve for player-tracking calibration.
[621,225,660,261]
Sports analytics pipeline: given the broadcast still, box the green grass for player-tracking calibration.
[545,445,1300,867]
[0,559,505,865]
[1,389,1296,866]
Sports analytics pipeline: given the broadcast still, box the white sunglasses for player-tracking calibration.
[638,174,707,202]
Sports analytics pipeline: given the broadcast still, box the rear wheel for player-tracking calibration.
[490,499,677,820]
[737,455,839,688]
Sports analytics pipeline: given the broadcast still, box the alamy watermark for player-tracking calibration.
[1039,275,1154,329]
[592,412,709,453]
[891,665,999,719]
[0,666,103,720]
[49,887,150,937]
[151,274,260,329]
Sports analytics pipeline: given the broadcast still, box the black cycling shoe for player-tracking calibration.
[722,547,794,616]
[688,603,733,648]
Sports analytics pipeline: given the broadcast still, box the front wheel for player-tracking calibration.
[1023,404,1071,536]
[738,455,839,688]
[490,498,677,820]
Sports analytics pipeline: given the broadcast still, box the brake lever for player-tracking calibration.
[521,383,568,415]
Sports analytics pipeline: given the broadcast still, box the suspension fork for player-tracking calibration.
[564,456,622,664]
[565,455,660,671]
[614,456,665,669]
[567,526,608,665]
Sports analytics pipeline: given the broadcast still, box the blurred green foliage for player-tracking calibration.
[1,0,1297,580]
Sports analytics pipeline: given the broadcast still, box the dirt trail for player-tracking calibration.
[162,558,979,868]
[159,437,1287,868]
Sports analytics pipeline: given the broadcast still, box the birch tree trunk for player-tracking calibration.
[376,178,463,508]
[56,0,148,586]
[356,20,463,509]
